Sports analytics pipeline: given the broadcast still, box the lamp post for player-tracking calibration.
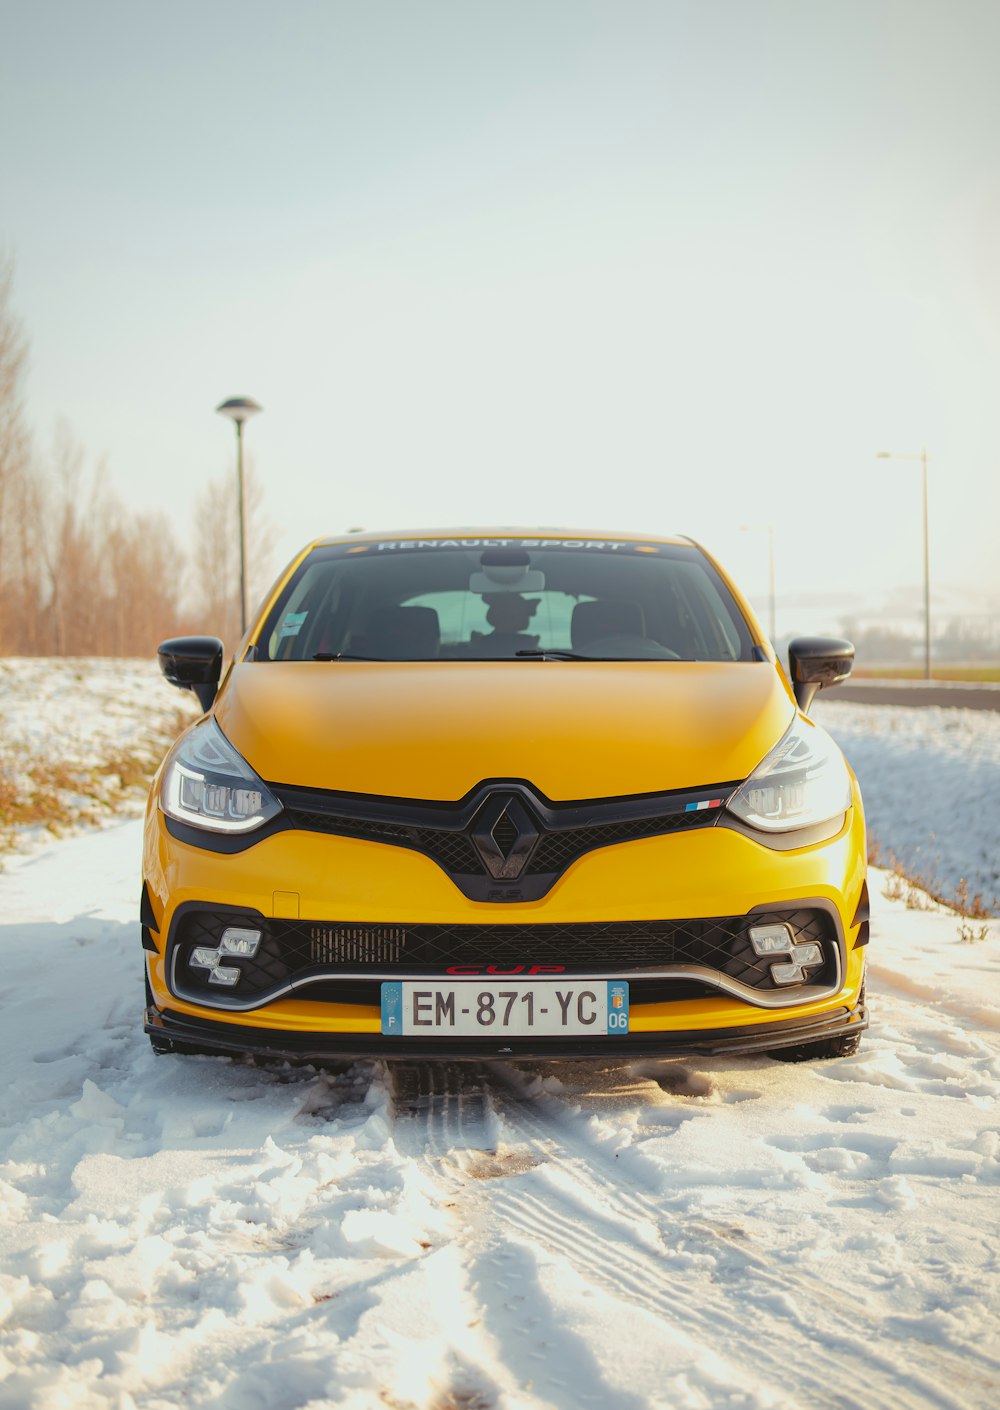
[875,449,930,680]
[740,524,776,642]
[216,397,263,636]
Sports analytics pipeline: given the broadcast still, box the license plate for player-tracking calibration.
[381,980,629,1037]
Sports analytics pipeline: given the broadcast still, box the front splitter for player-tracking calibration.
[145,999,867,1062]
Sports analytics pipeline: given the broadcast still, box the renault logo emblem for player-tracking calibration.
[470,794,539,880]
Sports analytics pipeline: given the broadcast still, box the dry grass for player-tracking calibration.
[869,838,995,919]
[0,706,191,858]
[957,920,991,944]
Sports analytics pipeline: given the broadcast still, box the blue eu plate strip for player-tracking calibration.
[381,981,403,1035]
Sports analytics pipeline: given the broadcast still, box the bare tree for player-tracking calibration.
[2,462,45,654]
[105,509,185,655]
[0,259,274,657]
[0,256,34,652]
[17,426,188,656]
[190,462,275,649]
[39,427,109,654]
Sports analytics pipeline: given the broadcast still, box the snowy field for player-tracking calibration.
[815,698,1000,913]
[1,663,999,1408]
[0,658,193,773]
[0,822,998,1410]
[0,658,196,852]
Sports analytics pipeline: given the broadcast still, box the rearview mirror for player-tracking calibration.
[158,636,224,713]
[787,637,855,713]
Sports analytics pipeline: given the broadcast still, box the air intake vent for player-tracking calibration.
[310,925,407,965]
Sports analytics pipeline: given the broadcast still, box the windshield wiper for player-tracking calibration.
[313,652,445,662]
[313,651,381,661]
[514,648,592,661]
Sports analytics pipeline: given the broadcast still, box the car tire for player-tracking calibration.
[769,985,866,1062]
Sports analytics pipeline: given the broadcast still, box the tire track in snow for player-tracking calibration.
[505,1059,1000,1402]
[386,1060,498,1157]
[488,1064,969,1410]
[386,1057,992,1410]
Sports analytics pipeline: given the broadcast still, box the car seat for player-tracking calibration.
[571,600,645,651]
[359,605,441,660]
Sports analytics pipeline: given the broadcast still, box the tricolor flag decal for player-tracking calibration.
[685,798,724,812]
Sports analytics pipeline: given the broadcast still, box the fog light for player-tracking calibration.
[749,924,793,956]
[188,941,245,989]
[208,964,241,986]
[220,927,262,957]
[771,961,806,985]
[791,942,823,967]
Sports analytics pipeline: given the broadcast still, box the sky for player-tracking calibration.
[2,0,999,641]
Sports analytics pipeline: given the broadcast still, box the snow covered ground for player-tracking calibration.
[0,820,998,1410]
[0,658,196,854]
[1,665,999,1407]
[814,698,1000,912]
[0,658,192,773]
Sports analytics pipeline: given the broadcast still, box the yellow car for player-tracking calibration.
[143,530,867,1062]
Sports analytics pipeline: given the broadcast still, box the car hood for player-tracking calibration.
[213,660,794,801]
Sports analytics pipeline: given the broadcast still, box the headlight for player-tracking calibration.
[160,719,282,834]
[726,715,851,834]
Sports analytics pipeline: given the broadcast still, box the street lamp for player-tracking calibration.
[216,397,263,636]
[740,524,776,642]
[875,449,930,680]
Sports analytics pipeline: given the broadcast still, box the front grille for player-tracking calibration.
[170,907,838,1007]
[411,829,483,874]
[278,805,708,877]
[272,779,732,901]
[525,812,706,873]
[285,812,415,846]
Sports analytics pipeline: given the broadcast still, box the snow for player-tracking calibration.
[814,698,1000,911]
[0,658,197,856]
[2,666,1000,1407]
[0,658,191,767]
[0,820,998,1409]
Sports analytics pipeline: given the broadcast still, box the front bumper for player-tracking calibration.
[145,992,868,1061]
[142,784,868,1051]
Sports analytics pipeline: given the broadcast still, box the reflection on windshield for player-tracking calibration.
[263,541,753,663]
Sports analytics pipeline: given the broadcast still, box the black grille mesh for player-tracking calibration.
[526,812,707,873]
[172,908,836,1006]
[411,829,482,874]
[280,802,711,879]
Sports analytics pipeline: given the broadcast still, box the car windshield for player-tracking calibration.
[259,538,755,662]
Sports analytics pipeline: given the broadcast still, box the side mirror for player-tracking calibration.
[787,636,854,713]
[158,636,224,713]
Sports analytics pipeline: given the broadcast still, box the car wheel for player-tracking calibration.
[770,986,866,1062]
